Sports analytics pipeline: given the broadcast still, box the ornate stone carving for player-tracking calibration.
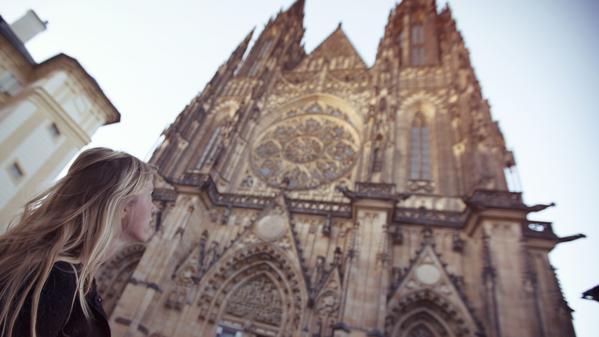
[165,232,224,311]
[224,274,283,326]
[407,325,435,337]
[197,243,306,337]
[407,179,435,193]
[251,103,359,190]
[313,291,340,337]
[240,173,255,188]
[452,232,464,252]
[96,244,146,316]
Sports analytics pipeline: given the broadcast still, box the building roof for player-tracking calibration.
[0,15,120,124]
[0,15,35,65]
[37,54,121,124]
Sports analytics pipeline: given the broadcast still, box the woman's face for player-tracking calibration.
[121,180,156,243]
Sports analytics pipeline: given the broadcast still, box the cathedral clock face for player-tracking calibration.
[250,105,359,190]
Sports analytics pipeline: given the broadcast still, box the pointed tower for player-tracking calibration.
[98,2,577,337]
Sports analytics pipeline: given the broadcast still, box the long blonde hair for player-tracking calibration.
[0,147,154,337]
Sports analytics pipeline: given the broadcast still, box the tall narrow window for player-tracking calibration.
[411,24,424,44]
[411,46,425,66]
[410,23,425,66]
[409,112,431,180]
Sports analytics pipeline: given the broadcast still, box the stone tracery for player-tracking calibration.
[251,102,360,190]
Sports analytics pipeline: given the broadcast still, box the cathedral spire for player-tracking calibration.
[198,28,254,100]
[376,0,440,68]
[265,0,305,31]
[232,28,254,62]
[236,0,305,77]
[221,28,254,76]
[287,0,305,21]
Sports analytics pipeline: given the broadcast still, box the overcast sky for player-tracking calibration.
[1,0,598,335]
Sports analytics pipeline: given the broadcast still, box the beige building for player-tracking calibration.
[97,0,576,336]
[0,12,120,229]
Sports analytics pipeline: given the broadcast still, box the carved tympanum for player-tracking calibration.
[224,274,283,326]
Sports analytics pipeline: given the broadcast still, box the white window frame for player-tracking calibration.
[0,71,23,96]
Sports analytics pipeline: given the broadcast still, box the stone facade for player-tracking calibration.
[97,1,576,336]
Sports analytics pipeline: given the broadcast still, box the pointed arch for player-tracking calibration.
[386,243,484,337]
[197,243,308,337]
[306,265,342,337]
[404,315,445,337]
[396,93,443,193]
[311,289,340,337]
[96,244,146,316]
[409,111,431,181]
[222,272,285,327]
[386,290,476,337]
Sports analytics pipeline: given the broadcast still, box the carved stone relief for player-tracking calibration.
[224,274,284,326]
[96,244,146,316]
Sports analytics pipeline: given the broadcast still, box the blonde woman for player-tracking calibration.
[0,147,157,337]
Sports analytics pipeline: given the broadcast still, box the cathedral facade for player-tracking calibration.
[97,1,576,336]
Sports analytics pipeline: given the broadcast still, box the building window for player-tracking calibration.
[397,30,404,45]
[7,161,25,183]
[411,24,424,44]
[0,72,22,96]
[411,46,425,66]
[48,122,61,139]
[409,112,431,180]
[410,23,425,66]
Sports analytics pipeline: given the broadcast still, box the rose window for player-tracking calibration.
[284,137,322,163]
[251,114,359,190]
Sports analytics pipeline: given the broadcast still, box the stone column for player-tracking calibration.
[337,199,392,337]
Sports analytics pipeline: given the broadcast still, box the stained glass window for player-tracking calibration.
[409,112,431,180]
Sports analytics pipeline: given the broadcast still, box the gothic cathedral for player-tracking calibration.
[97,1,576,336]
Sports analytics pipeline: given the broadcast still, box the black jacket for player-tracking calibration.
[11,261,111,337]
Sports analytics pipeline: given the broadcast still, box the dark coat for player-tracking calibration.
[12,261,111,337]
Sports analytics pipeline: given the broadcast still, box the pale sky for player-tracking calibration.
[1,0,598,336]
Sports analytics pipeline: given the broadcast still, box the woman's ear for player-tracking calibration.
[121,202,131,228]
